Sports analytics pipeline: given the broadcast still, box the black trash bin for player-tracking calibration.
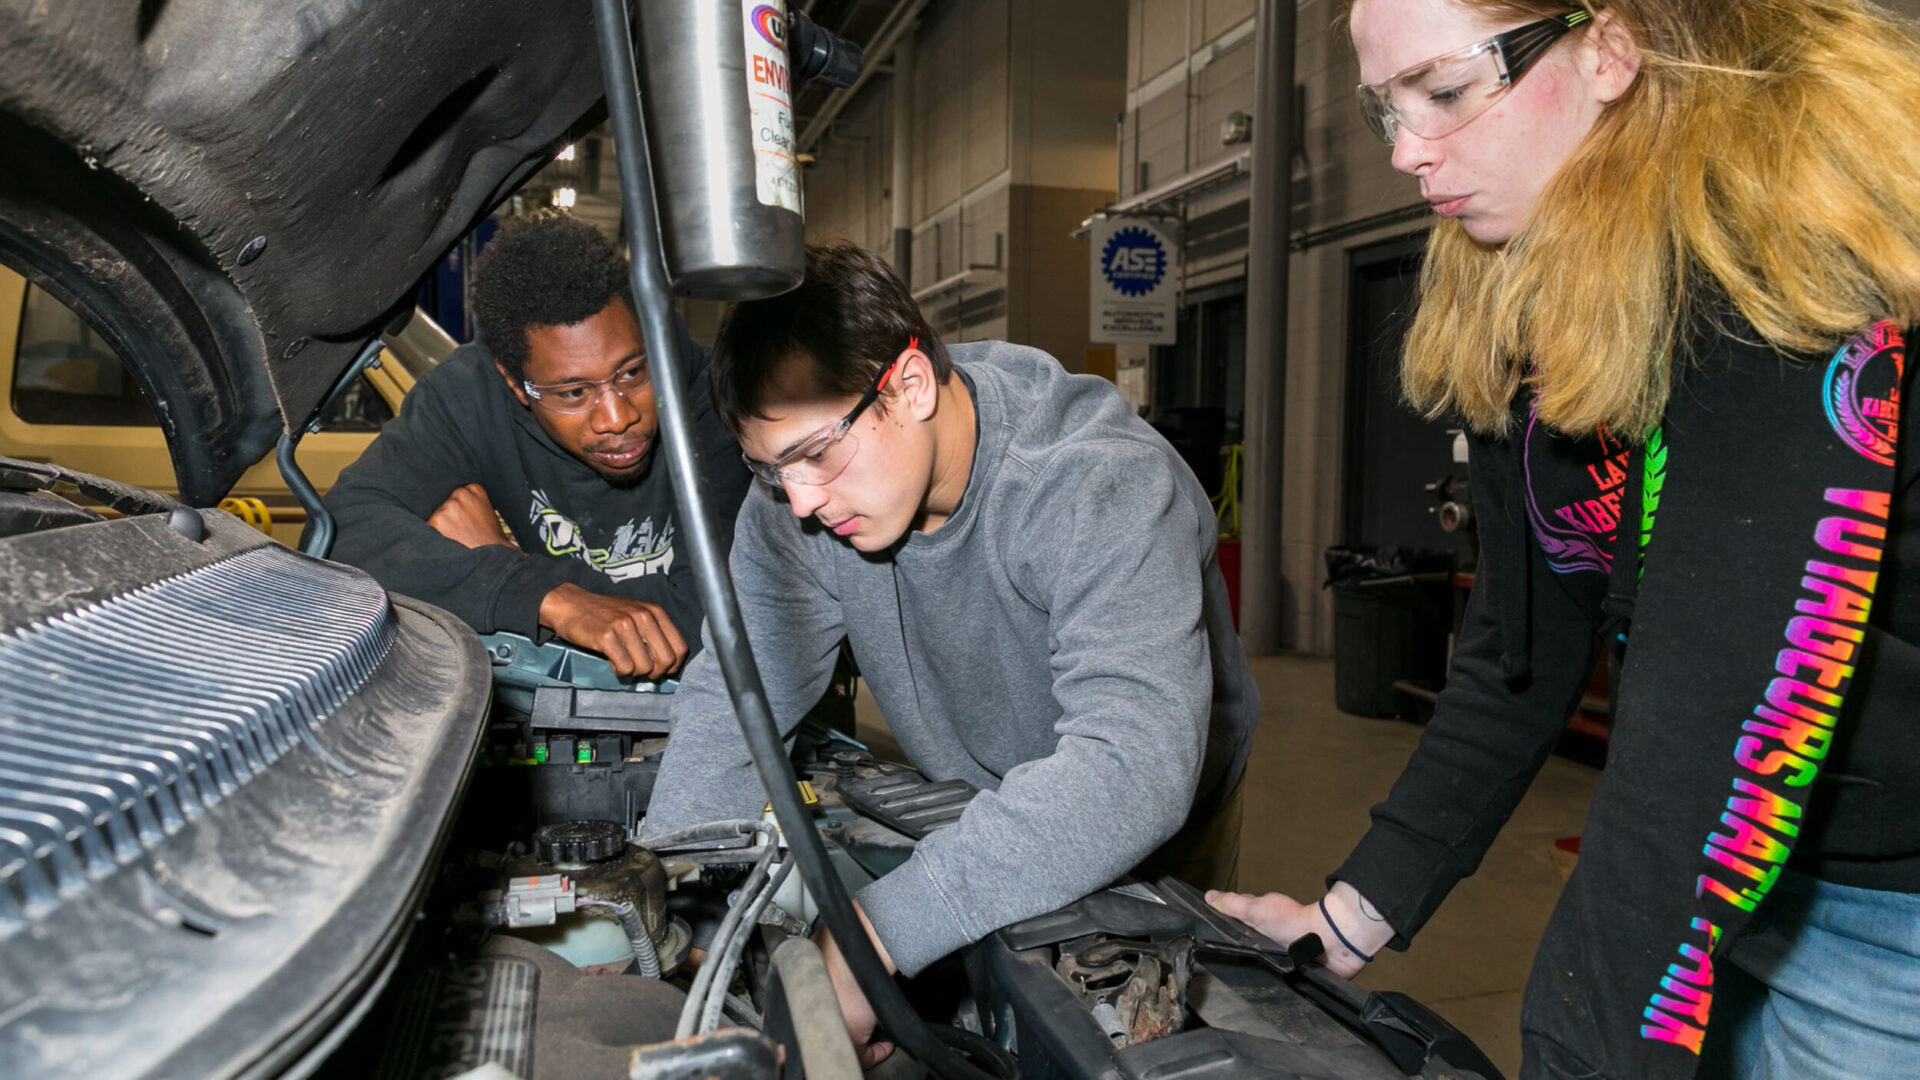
[1326,546,1454,718]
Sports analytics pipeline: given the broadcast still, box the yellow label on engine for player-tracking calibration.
[765,779,819,813]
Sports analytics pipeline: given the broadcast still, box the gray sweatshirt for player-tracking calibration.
[642,341,1259,975]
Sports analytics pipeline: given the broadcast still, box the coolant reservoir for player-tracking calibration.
[509,909,640,973]
[502,821,687,974]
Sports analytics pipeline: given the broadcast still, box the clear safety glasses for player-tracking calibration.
[742,339,917,488]
[1355,9,1593,145]
[522,357,652,415]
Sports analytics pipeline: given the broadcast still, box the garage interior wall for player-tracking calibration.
[808,0,1920,657]
[1213,0,1920,653]
[800,0,1126,373]
[1118,0,1430,654]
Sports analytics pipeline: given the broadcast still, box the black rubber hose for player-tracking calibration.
[928,1025,1019,1079]
[585,5,993,1079]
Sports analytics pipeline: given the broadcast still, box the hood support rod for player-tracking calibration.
[590,2,989,1076]
[277,338,386,558]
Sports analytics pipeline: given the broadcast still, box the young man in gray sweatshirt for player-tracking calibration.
[641,242,1258,1063]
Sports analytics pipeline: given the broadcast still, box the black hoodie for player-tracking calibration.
[1334,318,1916,1078]
[320,337,750,643]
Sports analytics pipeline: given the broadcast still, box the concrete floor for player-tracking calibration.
[854,651,1601,1079]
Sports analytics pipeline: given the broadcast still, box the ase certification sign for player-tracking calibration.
[1090,219,1179,345]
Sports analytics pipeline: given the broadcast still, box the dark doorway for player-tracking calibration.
[1151,282,1246,496]
[1342,231,1473,563]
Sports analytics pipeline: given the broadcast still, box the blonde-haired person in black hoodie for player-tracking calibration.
[1209,2,1920,1078]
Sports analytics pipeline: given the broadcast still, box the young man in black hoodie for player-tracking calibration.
[322,214,749,678]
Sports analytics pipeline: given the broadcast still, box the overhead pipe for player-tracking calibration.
[890,31,915,285]
[797,0,931,154]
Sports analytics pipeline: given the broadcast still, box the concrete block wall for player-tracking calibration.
[800,85,893,252]
[1114,0,1445,655]
[1118,0,1920,652]
[793,0,1920,653]
[912,176,1012,345]
[800,0,1125,370]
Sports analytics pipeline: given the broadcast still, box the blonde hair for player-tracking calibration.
[1365,0,1920,437]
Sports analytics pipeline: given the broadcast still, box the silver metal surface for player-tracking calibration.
[0,545,395,933]
[632,0,805,299]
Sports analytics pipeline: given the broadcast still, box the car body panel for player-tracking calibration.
[0,0,604,501]
[0,266,442,546]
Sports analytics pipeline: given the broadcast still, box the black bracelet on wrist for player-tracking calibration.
[1318,896,1375,963]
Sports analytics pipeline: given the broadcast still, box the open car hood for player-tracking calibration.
[0,0,606,504]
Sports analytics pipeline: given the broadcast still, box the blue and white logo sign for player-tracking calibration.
[1090,219,1179,344]
[1101,226,1168,297]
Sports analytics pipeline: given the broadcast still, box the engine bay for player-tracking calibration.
[319,636,1502,1080]
[0,463,1501,1080]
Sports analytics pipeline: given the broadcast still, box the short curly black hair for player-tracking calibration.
[471,212,633,379]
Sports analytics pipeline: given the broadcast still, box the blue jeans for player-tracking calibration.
[1698,869,1920,1079]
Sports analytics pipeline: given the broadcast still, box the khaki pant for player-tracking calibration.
[1137,780,1244,894]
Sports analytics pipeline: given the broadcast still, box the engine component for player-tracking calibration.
[322,934,688,1080]
[486,875,580,929]
[1091,1001,1130,1048]
[500,821,674,976]
[629,1028,782,1080]
[768,937,863,1079]
[967,878,1506,1080]
[534,819,628,865]
[581,897,666,979]
[1058,950,1136,1007]
[1055,936,1198,1052]
[698,858,796,1033]
[477,635,675,835]
[483,628,679,712]
[0,508,490,1080]
[1108,937,1196,1047]
[0,520,394,929]
[837,769,980,839]
[676,841,781,1038]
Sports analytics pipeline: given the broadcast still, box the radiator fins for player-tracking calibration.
[0,546,394,934]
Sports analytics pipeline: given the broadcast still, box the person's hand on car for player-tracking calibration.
[538,582,688,680]
[816,901,896,1069]
[1206,881,1394,979]
[426,483,517,550]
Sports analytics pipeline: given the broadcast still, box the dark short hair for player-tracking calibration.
[710,242,950,436]
[471,212,633,379]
